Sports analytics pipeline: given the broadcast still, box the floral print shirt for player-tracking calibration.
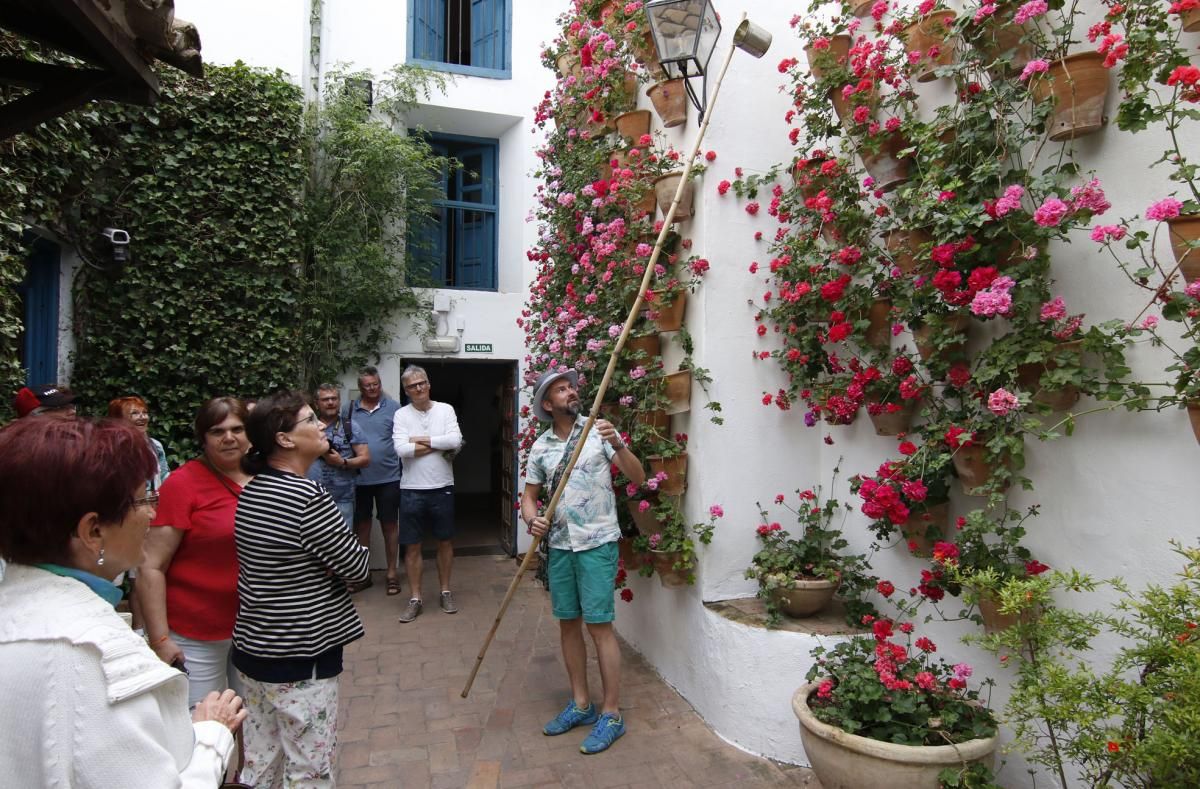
[526,417,619,552]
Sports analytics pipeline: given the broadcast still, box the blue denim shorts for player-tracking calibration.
[548,541,618,624]
[399,486,455,544]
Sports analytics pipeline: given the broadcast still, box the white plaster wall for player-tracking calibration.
[611,0,1200,785]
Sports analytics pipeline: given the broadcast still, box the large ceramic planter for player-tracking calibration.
[1016,341,1082,412]
[804,35,853,80]
[647,78,688,128]
[1030,52,1110,141]
[1165,214,1200,284]
[769,578,837,617]
[867,397,920,436]
[859,133,910,192]
[647,452,687,496]
[649,549,690,587]
[793,683,998,789]
[653,171,694,222]
[659,370,692,415]
[650,289,687,331]
[903,12,958,82]
[614,109,652,143]
[912,314,970,365]
[901,501,949,557]
[884,228,932,275]
[951,444,1012,496]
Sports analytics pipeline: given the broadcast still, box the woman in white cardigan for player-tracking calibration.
[0,416,246,788]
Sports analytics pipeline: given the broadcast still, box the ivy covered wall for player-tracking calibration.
[0,56,306,459]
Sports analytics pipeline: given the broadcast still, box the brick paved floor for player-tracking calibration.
[335,554,819,788]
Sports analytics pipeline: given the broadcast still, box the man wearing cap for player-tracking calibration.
[520,368,645,755]
[13,385,78,419]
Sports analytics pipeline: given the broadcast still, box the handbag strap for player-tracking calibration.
[199,455,242,499]
[545,422,584,534]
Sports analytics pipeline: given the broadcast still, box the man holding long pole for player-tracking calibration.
[521,368,646,754]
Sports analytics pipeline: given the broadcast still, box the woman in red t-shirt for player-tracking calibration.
[136,397,252,707]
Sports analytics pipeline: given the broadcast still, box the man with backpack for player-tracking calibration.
[308,383,370,530]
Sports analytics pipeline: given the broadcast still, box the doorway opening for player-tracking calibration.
[398,357,518,557]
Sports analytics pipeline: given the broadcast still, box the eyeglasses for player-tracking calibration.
[290,412,320,431]
[404,380,429,391]
[134,492,160,508]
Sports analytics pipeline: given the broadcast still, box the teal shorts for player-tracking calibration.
[548,542,618,624]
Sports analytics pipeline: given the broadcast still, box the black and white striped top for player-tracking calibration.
[232,468,369,659]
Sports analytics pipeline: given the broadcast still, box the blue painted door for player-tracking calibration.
[19,241,60,385]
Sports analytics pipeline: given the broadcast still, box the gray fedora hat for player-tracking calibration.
[532,368,579,422]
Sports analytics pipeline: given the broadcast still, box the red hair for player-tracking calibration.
[0,418,157,564]
[107,395,148,419]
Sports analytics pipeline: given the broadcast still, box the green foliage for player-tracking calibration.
[968,547,1200,789]
[296,65,452,387]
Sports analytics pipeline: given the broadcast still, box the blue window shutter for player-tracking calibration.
[20,243,60,385]
[455,210,494,288]
[412,0,447,62]
[470,0,503,70]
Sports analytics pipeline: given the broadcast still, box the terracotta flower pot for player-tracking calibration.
[804,35,853,80]
[903,11,958,82]
[629,30,666,80]
[975,18,1034,74]
[659,370,692,415]
[1030,51,1110,141]
[647,78,688,128]
[830,85,878,127]
[649,549,690,587]
[618,537,645,571]
[793,683,998,789]
[1165,214,1200,284]
[1182,4,1200,32]
[883,228,932,274]
[849,0,876,18]
[769,578,838,618]
[867,397,920,436]
[635,408,671,431]
[650,289,686,331]
[951,444,1012,496]
[900,501,949,557]
[614,109,652,143]
[912,314,970,364]
[1187,402,1200,445]
[625,332,661,370]
[865,298,892,349]
[647,452,687,496]
[976,592,1039,634]
[556,52,582,80]
[653,171,694,222]
[859,133,910,192]
[624,498,663,536]
[1015,341,1082,412]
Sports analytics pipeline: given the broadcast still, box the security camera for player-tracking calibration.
[101,228,130,263]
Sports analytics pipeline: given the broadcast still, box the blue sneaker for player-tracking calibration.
[580,712,625,754]
[543,700,597,736]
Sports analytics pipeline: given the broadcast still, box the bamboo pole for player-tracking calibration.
[461,14,748,699]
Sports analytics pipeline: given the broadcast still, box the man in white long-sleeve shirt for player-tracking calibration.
[392,365,464,623]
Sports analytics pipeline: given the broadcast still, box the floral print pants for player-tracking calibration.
[235,671,339,788]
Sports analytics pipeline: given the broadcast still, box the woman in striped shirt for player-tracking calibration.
[232,390,369,787]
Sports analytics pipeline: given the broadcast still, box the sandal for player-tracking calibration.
[386,578,402,596]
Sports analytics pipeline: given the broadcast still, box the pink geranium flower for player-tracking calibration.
[1020,59,1049,81]
[988,387,1020,416]
[1146,198,1182,222]
[1033,197,1071,227]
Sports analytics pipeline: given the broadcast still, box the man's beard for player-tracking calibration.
[564,400,581,418]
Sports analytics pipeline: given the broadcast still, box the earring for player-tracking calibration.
[97,546,105,567]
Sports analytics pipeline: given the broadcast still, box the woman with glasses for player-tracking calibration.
[232,391,369,786]
[108,395,171,485]
[0,417,246,787]
[137,397,251,708]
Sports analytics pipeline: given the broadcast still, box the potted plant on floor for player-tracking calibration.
[745,469,878,627]
[793,617,998,788]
